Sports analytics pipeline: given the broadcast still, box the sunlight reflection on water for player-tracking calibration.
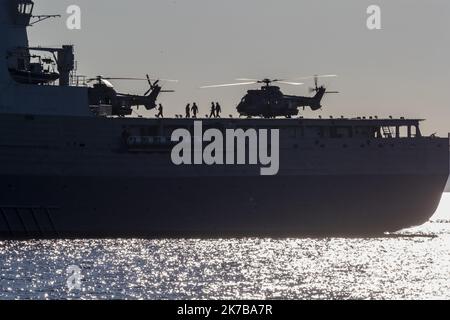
[433,193,450,220]
[0,196,449,300]
[0,229,449,300]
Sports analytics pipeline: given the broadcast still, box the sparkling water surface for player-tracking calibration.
[1,196,449,300]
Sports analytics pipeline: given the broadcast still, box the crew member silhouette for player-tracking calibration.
[215,102,222,118]
[191,103,199,118]
[185,103,191,118]
[156,104,164,118]
[209,102,216,118]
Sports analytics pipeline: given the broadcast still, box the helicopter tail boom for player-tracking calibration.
[310,88,326,110]
[143,85,161,110]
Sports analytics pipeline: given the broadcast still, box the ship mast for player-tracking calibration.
[0,0,92,117]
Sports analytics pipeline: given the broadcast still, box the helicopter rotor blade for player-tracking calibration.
[235,78,259,81]
[87,76,104,83]
[92,76,178,83]
[87,74,177,80]
[317,74,337,78]
[144,86,174,96]
[147,77,178,83]
[236,78,305,86]
[146,74,152,86]
[295,74,337,81]
[144,74,153,95]
[86,78,115,88]
[200,82,257,89]
[101,77,143,80]
[145,75,178,83]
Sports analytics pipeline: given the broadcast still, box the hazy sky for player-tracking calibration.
[29,0,450,136]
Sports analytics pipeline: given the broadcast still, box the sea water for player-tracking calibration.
[1,195,449,300]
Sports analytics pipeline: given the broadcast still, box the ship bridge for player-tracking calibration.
[292,117,424,139]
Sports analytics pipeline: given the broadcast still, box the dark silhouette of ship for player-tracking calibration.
[0,0,448,238]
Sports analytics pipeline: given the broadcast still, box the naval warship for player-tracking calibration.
[0,0,448,238]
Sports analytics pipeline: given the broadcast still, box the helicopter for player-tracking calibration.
[201,75,339,118]
[87,75,176,117]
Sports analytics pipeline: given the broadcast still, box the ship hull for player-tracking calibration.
[0,173,446,239]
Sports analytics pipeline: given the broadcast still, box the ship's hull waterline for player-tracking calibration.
[0,174,447,239]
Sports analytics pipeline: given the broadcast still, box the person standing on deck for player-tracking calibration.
[156,104,164,118]
[209,102,216,118]
[215,102,222,118]
[191,103,199,118]
[185,103,191,118]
